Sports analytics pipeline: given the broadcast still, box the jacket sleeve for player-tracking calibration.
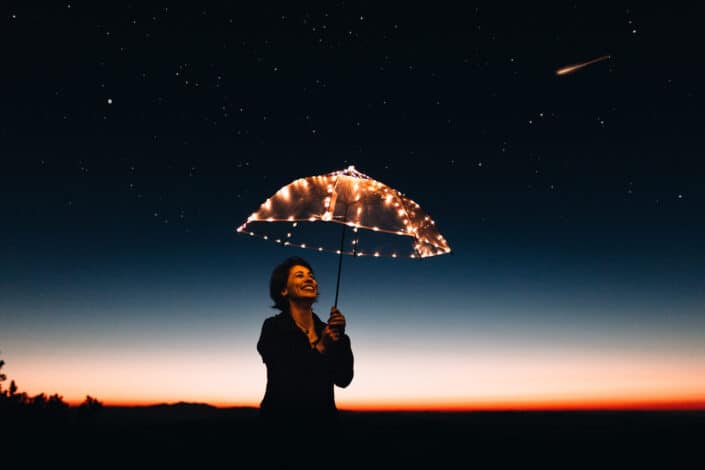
[327,334,354,388]
[257,318,281,366]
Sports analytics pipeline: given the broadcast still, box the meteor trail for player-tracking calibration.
[556,55,611,76]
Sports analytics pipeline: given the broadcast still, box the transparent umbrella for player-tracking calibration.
[236,166,451,306]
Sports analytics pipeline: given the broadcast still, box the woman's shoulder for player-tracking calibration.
[263,311,289,325]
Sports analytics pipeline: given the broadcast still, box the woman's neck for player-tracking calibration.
[289,300,314,329]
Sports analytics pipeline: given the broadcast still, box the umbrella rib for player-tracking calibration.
[391,192,420,258]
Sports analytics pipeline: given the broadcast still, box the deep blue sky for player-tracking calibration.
[1,2,704,407]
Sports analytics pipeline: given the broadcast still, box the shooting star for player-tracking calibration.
[556,55,611,76]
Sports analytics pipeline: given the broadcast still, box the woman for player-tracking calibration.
[257,256,354,431]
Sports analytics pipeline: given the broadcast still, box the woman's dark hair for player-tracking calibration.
[269,256,315,311]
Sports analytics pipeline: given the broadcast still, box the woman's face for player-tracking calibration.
[282,264,318,302]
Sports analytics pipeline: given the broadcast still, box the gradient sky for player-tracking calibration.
[1,3,704,409]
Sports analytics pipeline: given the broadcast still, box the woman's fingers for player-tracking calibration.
[322,325,341,342]
[327,307,347,337]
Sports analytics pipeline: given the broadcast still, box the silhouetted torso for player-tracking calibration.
[257,311,353,427]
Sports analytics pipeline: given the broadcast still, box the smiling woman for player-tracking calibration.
[256,256,354,430]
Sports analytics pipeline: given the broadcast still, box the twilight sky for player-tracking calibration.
[1,2,704,409]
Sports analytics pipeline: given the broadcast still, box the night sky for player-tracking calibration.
[2,2,704,409]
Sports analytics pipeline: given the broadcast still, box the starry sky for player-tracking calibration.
[2,2,704,409]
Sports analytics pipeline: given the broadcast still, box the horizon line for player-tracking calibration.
[70,399,705,412]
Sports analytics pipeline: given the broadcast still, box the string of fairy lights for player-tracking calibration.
[236,166,451,259]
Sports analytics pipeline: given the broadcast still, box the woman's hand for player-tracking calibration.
[327,306,346,336]
[317,307,346,351]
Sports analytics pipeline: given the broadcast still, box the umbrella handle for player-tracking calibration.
[334,224,345,308]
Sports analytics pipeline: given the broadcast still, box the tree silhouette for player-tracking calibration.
[0,354,101,423]
[77,395,104,423]
[80,395,103,411]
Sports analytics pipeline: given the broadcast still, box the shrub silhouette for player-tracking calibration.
[77,394,104,422]
[0,355,101,424]
[80,395,103,411]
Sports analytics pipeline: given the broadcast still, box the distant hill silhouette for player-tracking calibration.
[98,402,259,423]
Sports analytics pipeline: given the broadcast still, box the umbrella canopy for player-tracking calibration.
[236,166,451,259]
[236,166,451,306]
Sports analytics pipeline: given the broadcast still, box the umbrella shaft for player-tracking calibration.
[334,224,345,308]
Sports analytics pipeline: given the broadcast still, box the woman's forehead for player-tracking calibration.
[289,264,313,274]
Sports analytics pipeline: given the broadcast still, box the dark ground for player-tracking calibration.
[8,404,704,468]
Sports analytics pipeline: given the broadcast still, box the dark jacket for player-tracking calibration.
[257,311,354,424]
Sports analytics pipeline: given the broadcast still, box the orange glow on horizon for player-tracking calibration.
[74,397,705,412]
[10,333,705,413]
[336,397,705,412]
